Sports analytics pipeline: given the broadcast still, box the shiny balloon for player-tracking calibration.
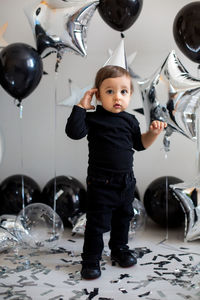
[173,2,200,64]
[129,198,146,239]
[25,0,98,57]
[0,226,18,253]
[138,50,200,152]
[0,175,41,215]
[15,203,64,249]
[0,43,43,102]
[42,176,87,227]
[171,176,200,241]
[144,176,185,228]
[98,0,143,32]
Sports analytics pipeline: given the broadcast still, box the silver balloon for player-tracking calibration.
[72,213,86,235]
[0,226,18,253]
[138,50,200,151]
[24,0,99,57]
[129,199,146,239]
[14,203,64,249]
[0,214,18,235]
[171,178,200,241]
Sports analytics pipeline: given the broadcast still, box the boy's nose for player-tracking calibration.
[114,92,121,101]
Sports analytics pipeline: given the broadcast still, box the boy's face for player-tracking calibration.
[96,75,132,113]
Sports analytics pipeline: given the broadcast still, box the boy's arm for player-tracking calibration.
[65,88,98,140]
[141,120,167,149]
[65,105,88,139]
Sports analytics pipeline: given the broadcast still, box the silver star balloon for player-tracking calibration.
[171,178,200,241]
[138,50,200,152]
[24,0,99,57]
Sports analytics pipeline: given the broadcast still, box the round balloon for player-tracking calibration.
[0,43,43,102]
[143,176,185,228]
[173,2,200,63]
[0,175,41,215]
[14,203,64,249]
[98,0,143,32]
[42,176,87,227]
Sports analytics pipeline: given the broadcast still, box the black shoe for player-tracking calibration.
[111,248,137,267]
[81,260,101,279]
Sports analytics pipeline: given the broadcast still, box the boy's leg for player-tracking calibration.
[108,180,137,267]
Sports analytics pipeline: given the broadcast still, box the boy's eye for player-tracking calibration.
[121,89,128,95]
[106,89,113,94]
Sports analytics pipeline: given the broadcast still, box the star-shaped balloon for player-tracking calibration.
[58,79,94,107]
[138,50,200,151]
[58,37,137,107]
[24,0,99,57]
[171,177,200,241]
[0,23,8,48]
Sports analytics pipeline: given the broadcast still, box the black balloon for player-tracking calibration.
[0,175,41,215]
[143,176,185,228]
[173,2,200,63]
[98,0,143,32]
[42,176,87,227]
[0,43,43,102]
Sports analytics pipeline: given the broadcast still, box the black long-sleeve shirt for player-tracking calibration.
[66,105,145,173]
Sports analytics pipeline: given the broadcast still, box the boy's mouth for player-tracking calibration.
[114,104,121,108]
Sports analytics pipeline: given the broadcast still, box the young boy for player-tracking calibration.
[66,65,167,280]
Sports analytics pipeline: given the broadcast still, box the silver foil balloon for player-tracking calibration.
[138,50,200,152]
[14,203,64,249]
[0,214,18,235]
[24,0,99,57]
[0,226,18,253]
[129,198,146,239]
[171,178,200,242]
[71,212,86,235]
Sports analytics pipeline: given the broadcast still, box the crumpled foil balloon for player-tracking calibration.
[138,50,200,152]
[14,203,64,249]
[129,198,146,239]
[71,212,86,235]
[25,0,99,57]
[0,214,18,235]
[171,177,200,242]
[0,226,18,253]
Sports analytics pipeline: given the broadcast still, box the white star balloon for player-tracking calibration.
[58,37,137,107]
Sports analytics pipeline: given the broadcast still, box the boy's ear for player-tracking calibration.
[95,90,100,100]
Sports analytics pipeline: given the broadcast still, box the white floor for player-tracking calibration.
[0,219,200,300]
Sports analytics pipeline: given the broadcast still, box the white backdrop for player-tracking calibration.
[0,0,198,199]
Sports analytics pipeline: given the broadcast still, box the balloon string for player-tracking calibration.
[19,103,25,216]
[158,157,169,245]
[165,175,169,240]
[197,65,200,174]
[53,70,59,234]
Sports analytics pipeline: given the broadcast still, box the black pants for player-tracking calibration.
[82,169,135,262]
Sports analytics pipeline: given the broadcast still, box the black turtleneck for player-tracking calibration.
[66,105,145,173]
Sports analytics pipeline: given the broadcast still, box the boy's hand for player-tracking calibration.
[77,88,98,110]
[149,120,167,135]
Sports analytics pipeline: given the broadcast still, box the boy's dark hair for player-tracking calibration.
[94,65,133,93]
